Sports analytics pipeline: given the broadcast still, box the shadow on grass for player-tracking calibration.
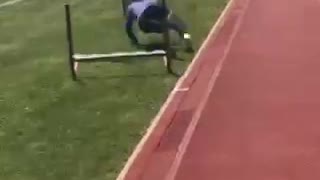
[73,71,181,86]
[80,72,168,80]
[84,71,181,79]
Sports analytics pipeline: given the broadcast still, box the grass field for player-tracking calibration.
[0,0,226,179]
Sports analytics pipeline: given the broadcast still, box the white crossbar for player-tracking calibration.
[73,50,166,60]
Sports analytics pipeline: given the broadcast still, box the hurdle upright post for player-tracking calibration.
[162,16,173,74]
[65,4,77,81]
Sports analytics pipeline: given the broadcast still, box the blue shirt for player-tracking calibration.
[127,1,155,19]
[125,0,157,44]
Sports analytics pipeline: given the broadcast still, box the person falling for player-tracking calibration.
[125,0,194,52]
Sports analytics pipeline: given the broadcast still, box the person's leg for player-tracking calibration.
[166,11,194,52]
[168,13,187,31]
[166,20,194,52]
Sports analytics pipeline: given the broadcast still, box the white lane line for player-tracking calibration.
[164,0,252,179]
[115,0,237,180]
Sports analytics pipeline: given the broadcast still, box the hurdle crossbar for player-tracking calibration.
[74,50,166,61]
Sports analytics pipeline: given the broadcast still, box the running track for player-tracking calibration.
[118,0,320,179]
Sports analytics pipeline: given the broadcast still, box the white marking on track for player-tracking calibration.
[0,0,23,8]
[174,88,189,92]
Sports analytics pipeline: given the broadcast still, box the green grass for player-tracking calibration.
[0,0,227,179]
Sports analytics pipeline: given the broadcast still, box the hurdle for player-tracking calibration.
[64,4,174,81]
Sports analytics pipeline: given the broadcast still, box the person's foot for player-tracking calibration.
[183,33,194,53]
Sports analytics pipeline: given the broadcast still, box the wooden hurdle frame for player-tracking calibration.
[64,4,174,81]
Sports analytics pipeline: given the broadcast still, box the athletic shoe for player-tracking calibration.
[183,33,194,53]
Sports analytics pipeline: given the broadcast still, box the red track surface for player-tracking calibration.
[119,0,320,179]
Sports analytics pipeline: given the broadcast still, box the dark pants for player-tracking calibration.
[138,5,186,37]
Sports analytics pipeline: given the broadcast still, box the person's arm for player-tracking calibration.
[125,10,139,45]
